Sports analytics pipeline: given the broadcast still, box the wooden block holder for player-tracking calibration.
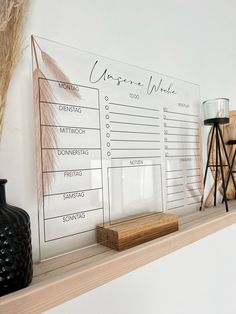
[97,212,179,251]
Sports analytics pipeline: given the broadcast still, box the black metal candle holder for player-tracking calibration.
[200,117,236,212]
[225,140,236,199]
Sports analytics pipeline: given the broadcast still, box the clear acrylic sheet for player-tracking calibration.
[31,35,202,260]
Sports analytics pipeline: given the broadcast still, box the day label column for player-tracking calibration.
[39,79,104,241]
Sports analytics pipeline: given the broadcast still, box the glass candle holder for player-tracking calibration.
[203,98,229,125]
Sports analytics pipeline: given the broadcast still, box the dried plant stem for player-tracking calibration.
[32,35,81,201]
[0,0,30,140]
[32,37,57,201]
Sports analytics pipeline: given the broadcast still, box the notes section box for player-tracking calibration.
[108,164,163,222]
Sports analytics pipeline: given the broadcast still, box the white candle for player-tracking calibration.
[203,98,229,121]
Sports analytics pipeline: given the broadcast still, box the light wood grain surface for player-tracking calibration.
[1,201,236,314]
[97,212,178,250]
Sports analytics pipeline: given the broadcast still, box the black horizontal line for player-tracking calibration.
[44,187,102,197]
[43,168,102,174]
[111,156,161,159]
[109,111,160,119]
[187,195,201,198]
[168,205,183,210]
[165,110,198,117]
[186,188,200,192]
[108,164,161,169]
[168,198,184,203]
[40,100,99,111]
[39,77,99,92]
[164,118,199,124]
[166,141,200,144]
[42,147,100,150]
[166,177,183,180]
[110,130,160,135]
[167,184,184,188]
[166,148,200,151]
[167,133,199,137]
[109,102,159,112]
[165,125,198,130]
[45,207,102,220]
[167,155,200,157]
[110,121,160,127]
[41,124,100,131]
[188,201,201,205]
[166,170,183,172]
[45,228,97,242]
[111,148,160,151]
[167,191,184,195]
[111,139,160,143]
[187,175,201,178]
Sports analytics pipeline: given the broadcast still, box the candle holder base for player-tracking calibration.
[204,117,229,125]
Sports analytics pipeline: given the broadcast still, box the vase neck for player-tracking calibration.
[0,179,7,205]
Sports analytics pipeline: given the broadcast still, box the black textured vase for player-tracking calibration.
[0,179,33,296]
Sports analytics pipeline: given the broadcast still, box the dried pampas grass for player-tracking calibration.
[41,51,81,99]
[31,36,81,200]
[32,65,57,199]
[0,0,30,139]
[32,37,80,99]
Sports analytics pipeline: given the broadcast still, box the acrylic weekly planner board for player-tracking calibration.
[32,35,202,260]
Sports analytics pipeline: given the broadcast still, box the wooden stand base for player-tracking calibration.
[97,212,179,251]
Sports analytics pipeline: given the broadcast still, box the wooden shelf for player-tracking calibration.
[1,201,236,313]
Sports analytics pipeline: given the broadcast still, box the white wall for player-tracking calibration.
[1,0,236,313]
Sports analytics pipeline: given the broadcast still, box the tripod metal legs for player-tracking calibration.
[216,125,228,211]
[224,149,236,200]
[214,128,218,207]
[200,126,215,211]
[218,127,236,200]
[200,123,235,212]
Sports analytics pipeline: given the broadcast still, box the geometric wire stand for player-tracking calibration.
[225,140,236,199]
[200,118,236,212]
